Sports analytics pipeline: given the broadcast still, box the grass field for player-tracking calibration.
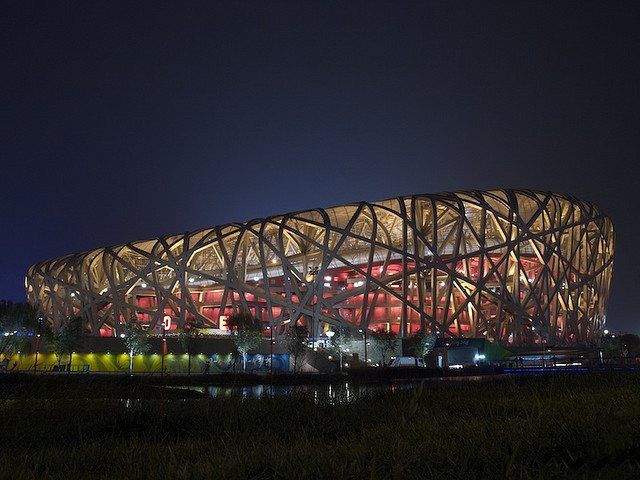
[0,373,639,479]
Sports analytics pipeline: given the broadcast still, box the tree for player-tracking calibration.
[371,329,398,366]
[178,320,200,375]
[330,328,352,372]
[46,316,84,371]
[619,333,640,358]
[0,301,40,359]
[413,331,437,358]
[601,332,640,362]
[286,324,308,373]
[227,311,263,372]
[601,333,624,360]
[122,321,151,373]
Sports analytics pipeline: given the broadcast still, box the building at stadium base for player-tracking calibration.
[26,189,614,348]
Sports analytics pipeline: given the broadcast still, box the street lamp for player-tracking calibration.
[359,328,368,366]
[307,266,319,352]
[34,334,41,374]
[267,325,274,376]
[325,330,336,371]
[325,330,335,343]
[532,326,545,367]
[161,315,170,376]
[34,316,43,374]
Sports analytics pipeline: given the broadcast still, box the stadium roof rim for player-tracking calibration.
[29,188,609,268]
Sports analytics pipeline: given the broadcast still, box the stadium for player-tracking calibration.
[26,189,614,347]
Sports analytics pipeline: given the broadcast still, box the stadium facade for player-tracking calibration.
[26,189,614,347]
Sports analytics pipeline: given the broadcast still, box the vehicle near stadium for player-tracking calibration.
[389,357,426,368]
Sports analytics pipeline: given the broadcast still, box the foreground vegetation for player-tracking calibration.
[0,373,639,479]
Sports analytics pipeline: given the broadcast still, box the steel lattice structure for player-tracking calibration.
[26,189,614,347]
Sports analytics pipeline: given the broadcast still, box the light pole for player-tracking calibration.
[532,326,544,367]
[307,266,319,353]
[436,327,448,370]
[33,316,43,374]
[161,318,168,377]
[325,329,335,345]
[325,330,335,371]
[359,328,368,366]
[34,334,41,374]
[268,325,274,376]
[600,329,610,365]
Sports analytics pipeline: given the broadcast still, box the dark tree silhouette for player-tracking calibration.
[178,320,200,375]
[286,324,308,373]
[227,311,263,372]
[122,320,151,373]
[0,300,40,358]
[371,329,398,366]
[45,316,84,371]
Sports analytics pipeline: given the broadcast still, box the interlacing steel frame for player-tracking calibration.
[26,190,614,347]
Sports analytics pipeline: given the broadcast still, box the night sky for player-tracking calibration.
[2,2,639,332]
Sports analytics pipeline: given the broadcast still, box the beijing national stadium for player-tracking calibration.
[26,189,614,348]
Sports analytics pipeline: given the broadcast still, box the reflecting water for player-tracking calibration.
[166,376,492,404]
[205,382,415,404]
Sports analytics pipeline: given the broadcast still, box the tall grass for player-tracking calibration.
[0,373,639,479]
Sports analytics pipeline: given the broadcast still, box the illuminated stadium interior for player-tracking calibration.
[26,189,614,347]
